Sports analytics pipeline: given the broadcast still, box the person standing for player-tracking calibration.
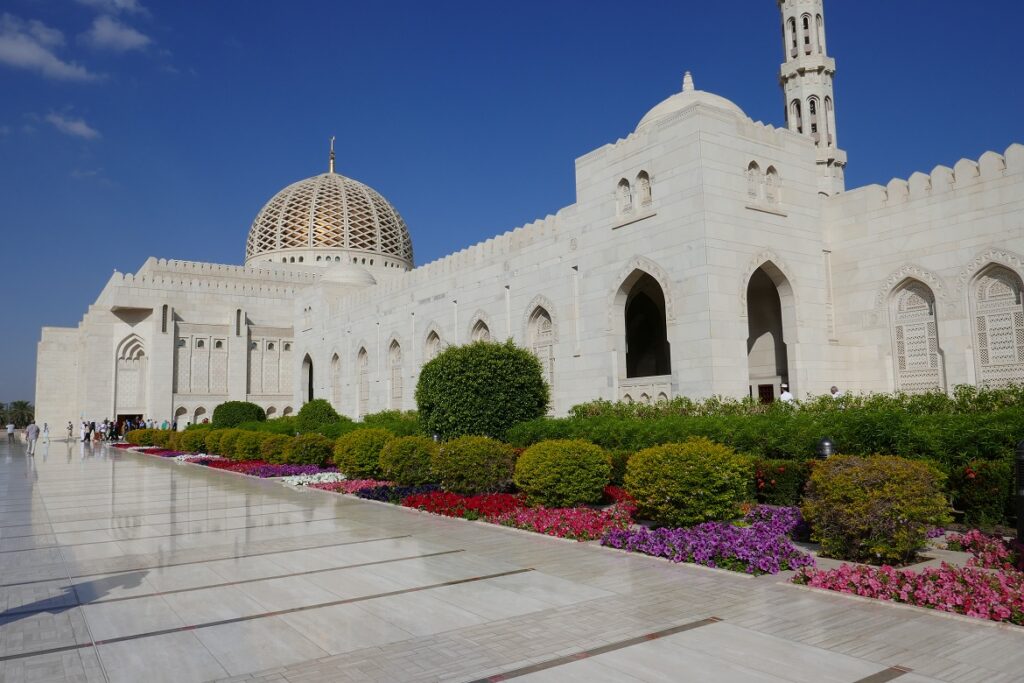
[6,421,15,443]
[25,421,40,455]
[80,421,88,443]
[66,421,73,441]
[779,383,795,403]
[830,385,843,399]
[42,423,50,444]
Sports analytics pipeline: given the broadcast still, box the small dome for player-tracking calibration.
[637,71,745,131]
[319,262,376,287]
[245,170,413,269]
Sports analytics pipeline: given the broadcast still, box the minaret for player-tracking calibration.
[778,0,846,195]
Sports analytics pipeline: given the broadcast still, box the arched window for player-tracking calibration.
[357,348,369,417]
[636,171,652,206]
[972,265,1024,387]
[266,406,276,418]
[618,272,670,378]
[890,281,944,394]
[765,167,780,205]
[196,339,205,349]
[301,354,313,403]
[267,342,275,351]
[807,97,820,143]
[816,14,826,53]
[824,97,835,147]
[528,307,555,393]
[193,406,206,423]
[214,340,223,350]
[161,304,168,333]
[617,179,632,216]
[424,330,442,362]
[471,320,491,342]
[801,14,812,53]
[790,99,803,134]
[282,406,293,416]
[389,341,403,409]
[787,16,798,55]
[746,161,761,200]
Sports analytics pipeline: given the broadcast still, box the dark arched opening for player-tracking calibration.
[301,354,313,403]
[624,274,670,377]
[747,267,789,401]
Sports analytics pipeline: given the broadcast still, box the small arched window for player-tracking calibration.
[471,320,491,342]
[746,161,761,200]
[284,343,291,351]
[250,341,258,350]
[636,171,652,206]
[765,167,780,205]
[617,178,632,216]
[177,338,186,348]
[215,340,223,349]
[196,339,205,349]
[267,342,275,351]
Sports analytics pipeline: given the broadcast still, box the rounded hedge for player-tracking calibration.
[233,431,264,460]
[333,428,393,478]
[216,429,244,458]
[803,455,951,565]
[416,340,549,440]
[379,436,438,485]
[203,429,228,455]
[179,429,208,453]
[431,435,518,494]
[260,434,293,462]
[166,431,182,451]
[296,399,341,433]
[125,428,156,446]
[624,438,753,527]
[150,430,171,448]
[281,433,334,466]
[212,401,266,428]
[514,439,611,507]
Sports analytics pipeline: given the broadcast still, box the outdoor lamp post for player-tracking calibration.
[816,437,835,460]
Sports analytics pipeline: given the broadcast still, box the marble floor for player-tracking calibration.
[1,439,1022,683]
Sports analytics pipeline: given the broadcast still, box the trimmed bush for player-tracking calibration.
[314,419,358,440]
[416,340,549,440]
[203,429,228,455]
[125,428,157,446]
[753,458,810,506]
[609,450,631,486]
[234,431,264,460]
[379,436,438,485]
[333,428,393,478]
[179,429,207,453]
[802,455,952,565]
[216,429,244,459]
[150,430,171,447]
[166,431,182,451]
[514,440,611,507]
[260,434,293,462]
[281,433,333,467]
[211,401,266,428]
[362,410,423,436]
[296,399,341,433]
[950,458,1013,528]
[624,438,753,528]
[431,436,518,494]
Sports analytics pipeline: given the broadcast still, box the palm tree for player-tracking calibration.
[5,401,34,427]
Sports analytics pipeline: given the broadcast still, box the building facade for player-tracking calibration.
[36,0,1024,428]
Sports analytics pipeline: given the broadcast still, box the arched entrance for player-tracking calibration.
[746,264,793,401]
[623,273,670,377]
[115,335,147,418]
[301,354,313,403]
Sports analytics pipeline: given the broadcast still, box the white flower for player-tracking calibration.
[282,472,347,486]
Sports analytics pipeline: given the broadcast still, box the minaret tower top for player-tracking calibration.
[778,0,846,195]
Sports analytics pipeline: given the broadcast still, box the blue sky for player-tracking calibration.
[1,0,1022,402]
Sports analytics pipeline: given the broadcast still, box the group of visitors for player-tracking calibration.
[776,384,844,403]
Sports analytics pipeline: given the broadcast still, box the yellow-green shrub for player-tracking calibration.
[260,434,293,462]
[431,436,518,494]
[514,439,610,507]
[233,432,264,460]
[379,436,438,485]
[282,433,333,466]
[333,428,393,478]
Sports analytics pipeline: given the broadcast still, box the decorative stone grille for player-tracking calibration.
[890,282,944,393]
[974,268,1024,387]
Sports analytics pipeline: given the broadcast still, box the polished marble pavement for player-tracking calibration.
[1,438,1021,683]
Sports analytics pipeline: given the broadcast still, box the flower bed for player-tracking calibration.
[947,529,1018,571]
[173,453,224,463]
[355,484,441,503]
[282,472,348,486]
[600,505,813,575]
[491,502,635,541]
[309,479,394,494]
[793,562,1024,625]
[401,492,526,520]
[194,459,333,478]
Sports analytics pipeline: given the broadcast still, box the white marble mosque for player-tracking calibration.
[35,0,1024,428]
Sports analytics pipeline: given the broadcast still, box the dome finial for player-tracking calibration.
[328,136,336,174]
[682,71,694,93]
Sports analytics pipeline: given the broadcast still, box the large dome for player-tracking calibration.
[245,170,414,270]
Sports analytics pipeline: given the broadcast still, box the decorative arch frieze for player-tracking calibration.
[467,309,494,342]
[521,294,559,343]
[608,255,675,330]
[874,264,950,318]
[739,250,797,317]
[956,248,1024,296]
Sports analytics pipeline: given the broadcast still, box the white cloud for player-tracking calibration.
[75,0,144,14]
[81,16,150,52]
[46,113,100,140]
[0,14,98,81]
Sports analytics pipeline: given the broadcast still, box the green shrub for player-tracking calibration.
[753,458,810,506]
[609,450,631,486]
[235,416,301,435]
[513,439,611,507]
[950,458,1013,528]
[802,455,951,565]
[333,428,393,478]
[179,429,208,453]
[416,340,549,440]
[203,429,228,455]
[233,432,264,460]
[431,435,518,494]
[150,430,171,447]
[296,399,341,433]
[216,429,244,458]
[379,436,438,485]
[166,431,182,451]
[211,401,266,428]
[281,433,334,466]
[362,410,423,436]
[624,438,753,527]
[314,419,358,440]
[260,434,293,462]
[124,428,156,446]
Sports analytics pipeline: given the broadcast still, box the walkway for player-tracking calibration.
[0,438,1021,683]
